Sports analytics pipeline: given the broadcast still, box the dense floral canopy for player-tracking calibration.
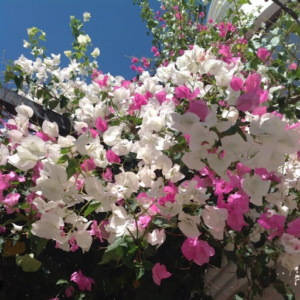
[1,0,300,299]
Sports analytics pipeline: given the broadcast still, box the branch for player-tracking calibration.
[287,94,300,105]
[271,0,300,26]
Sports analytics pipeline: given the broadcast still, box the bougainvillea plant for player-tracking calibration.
[1,0,300,299]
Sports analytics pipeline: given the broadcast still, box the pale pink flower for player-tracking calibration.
[289,63,297,70]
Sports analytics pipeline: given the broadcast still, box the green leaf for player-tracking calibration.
[99,237,124,265]
[25,75,31,86]
[142,260,154,270]
[36,89,44,99]
[16,253,42,272]
[3,215,28,226]
[152,216,169,228]
[35,238,48,256]
[56,279,68,285]
[48,99,59,110]
[181,0,188,9]
[99,248,122,265]
[232,16,239,25]
[135,266,145,280]
[234,292,245,300]
[237,0,251,4]
[253,261,263,276]
[4,70,15,83]
[270,36,280,47]
[273,280,295,300]
[66,158,79,179]
[77,293,86,300]
[237,262,247,278]
[60,148,70,154]
[14,75,23,90]
[60,95,69,109]
[273,279,287,294]
[57,155,69,164]
[251,38,261,50]
[84,201,101,217]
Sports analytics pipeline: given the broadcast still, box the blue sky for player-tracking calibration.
[0,0,161,80]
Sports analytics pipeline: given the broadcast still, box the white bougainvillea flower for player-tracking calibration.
[202,206,228,240]
[115,171,139,197]
[170,112,199,134]
[178,211,201,238]
[31,212,67,244]
[103,126,123,146]
[242,174,271,206]
[15,104,34,118]
[42,120,59,138]
[147,229,166,248]
[8,147,39,171]
[0,144,9,166]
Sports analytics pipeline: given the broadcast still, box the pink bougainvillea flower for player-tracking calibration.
[95,116,108,133]
[226,193,249,231]
[133,93,148,110]
[289,63,297,70]
[257,47,271,61]
[137,215,152,228]
[35,131,51,141]
[3,193,20,214]
[286,217,300,237]
[131,57,138,63]
[258,212,285,240]
[230,76,243,91]
[89,220,103,242]
[181,237,215,266]
[80,158,96,173]
[252,106,267,116]
[152,263,172,285]
[175,85,190,99]
[155,90,167,104]
[70,270,95,291]
[187,100,209,121]
[130,64,137,71]
[137,66,145,73]
[236,90,260,111]
[245,73,261,93]
[89,128,98,138]
[102,167,113,182]
[142,57,150,68]
[65,286,75,298]
[106,149,121,164]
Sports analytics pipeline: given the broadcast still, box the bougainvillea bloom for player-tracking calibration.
[70,270,95,291]
[181,237,215,266]
[152,263,172,285]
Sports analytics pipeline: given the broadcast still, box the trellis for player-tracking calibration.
[0,87,74,136]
